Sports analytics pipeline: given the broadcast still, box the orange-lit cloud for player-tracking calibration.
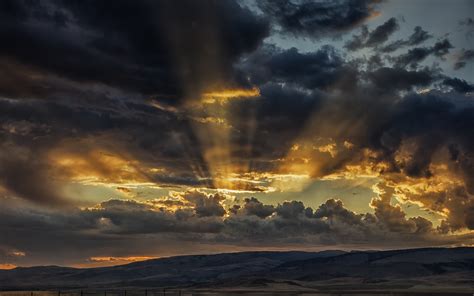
[201,87,260,104]
[10,251,26,257]
[46,138,154,190]
[74,256,155,268]
[0,264,17,270]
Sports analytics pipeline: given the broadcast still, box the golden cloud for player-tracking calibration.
[0,264,17,270]
[201,87,260,104]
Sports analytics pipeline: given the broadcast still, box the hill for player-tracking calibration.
[0,248,472,293]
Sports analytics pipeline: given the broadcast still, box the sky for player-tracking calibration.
[0,0,473,268]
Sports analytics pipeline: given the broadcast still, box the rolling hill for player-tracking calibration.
[0,248,472,293]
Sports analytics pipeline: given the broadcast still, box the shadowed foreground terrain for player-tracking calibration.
[0,248,473,294]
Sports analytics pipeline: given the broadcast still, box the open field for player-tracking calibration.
[1,248,473,295]
[1,292,474,296]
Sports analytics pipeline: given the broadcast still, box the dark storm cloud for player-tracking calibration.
[405,26,433,45]
[364,18,398,46]
[0,153,66,206]
[0,0,272,204]
[302,87,474,232]
[232,45,349,164]
[0,0,473,262]
[370,188,433,234]
[83,199,224,234]
[2,194,459,265]
[0,94,216,202]
[236,40,473,231]
[0,0,269,101]
[223,196,440,242]
[240,45,345,90]
[391,39,453,69]
[368,91,473,182]
[345,17,399,50]
[380,26,432,53]
[276,200,314,219]
[454,49,474,70]
[367,67,436,92]
[238,197,275,218]
[258,0,381,39]
[180,190,226,217]
[313,199,364,225]
[232,41,472,214]
[443,78,474,93]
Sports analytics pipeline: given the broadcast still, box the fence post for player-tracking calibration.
[80,290,83,296]
[58,290,61,296]
[124,290,126,296]
[145,289,147,296]
[105,290,107,296]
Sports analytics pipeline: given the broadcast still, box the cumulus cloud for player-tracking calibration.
[3,193,469,266]
[178,190,227,217]
[237,197,275,218]
[371,183,432,234]
[2,183,473,266]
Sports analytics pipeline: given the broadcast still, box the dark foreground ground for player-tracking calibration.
[0,291,472,296]
[0,247,473,294]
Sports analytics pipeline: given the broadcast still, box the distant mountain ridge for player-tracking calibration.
[0,248,473,293]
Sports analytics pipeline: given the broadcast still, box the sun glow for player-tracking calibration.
[73,256,156,268]
[183,87,262,192]
[201,87,260,103]
[0,264,17,270]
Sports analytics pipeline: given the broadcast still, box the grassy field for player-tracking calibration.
[0,291,473,296]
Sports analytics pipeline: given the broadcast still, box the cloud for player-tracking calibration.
[367,67,436,91]
[443,78,474,93]
[1,189,473,265]
[313,199,364,225]
[391,39,453,69]
[238,197,275,218]
[0,144,68,206]
[178,190,227,217]
[345,17,399,50]
[0,245,27,268]
[84,198,224,234]
[458,17,474,39]
[0,0,269,102]
[240,45,346,90]
[258,0,381,39]
[275,200,309,219]
[380,26,432,53]
[0,194,462,260]
[371,183,432,234]
[453,49,474,70]
[0,0,473,266]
